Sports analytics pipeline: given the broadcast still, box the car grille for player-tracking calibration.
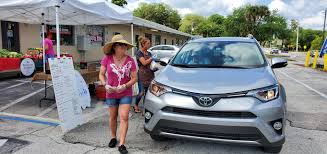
[172,88,248,97]
[172,88,248,107]
[161,127,261,141]
[162,107,257,118]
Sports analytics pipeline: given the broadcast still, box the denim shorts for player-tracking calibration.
[45,54,55,63]
[105,96,132,106]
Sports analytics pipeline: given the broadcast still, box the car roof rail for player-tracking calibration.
[247,34,254,39]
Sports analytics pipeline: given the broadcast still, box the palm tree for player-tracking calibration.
[111,0,127,7]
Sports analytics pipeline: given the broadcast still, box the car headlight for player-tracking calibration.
[248,85,279,102]
[150,81,172,97]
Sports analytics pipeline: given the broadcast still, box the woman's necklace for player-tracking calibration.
[114,55,125,67]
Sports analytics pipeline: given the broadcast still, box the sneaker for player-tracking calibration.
[118,145,128,154]
[108,138,117,148]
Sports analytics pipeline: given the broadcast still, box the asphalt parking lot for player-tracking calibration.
[0,53,327,153]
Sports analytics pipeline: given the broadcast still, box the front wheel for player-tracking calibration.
[263,145,283,153]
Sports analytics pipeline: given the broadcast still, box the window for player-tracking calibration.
[162,46,174,50]
[176,38,180,46]
[172,40,174,45]
[155,35,161,45]
[87,25,104,46]
[47,25,74,46]
[145,33,152,45]
[114,32,120,35]
[164,39,167,45]
[151,46,162,50]
[172,41,265,67]
[135,35,139,49]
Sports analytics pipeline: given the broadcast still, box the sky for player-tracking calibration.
[126,0,327,30]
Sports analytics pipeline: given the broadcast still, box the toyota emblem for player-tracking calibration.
[198,96,213,107]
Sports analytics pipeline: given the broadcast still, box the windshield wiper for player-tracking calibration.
[171,64,198,68]
[171,64,257,69]
[201,65,253,69]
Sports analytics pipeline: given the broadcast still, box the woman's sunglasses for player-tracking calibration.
[116,43,128,47]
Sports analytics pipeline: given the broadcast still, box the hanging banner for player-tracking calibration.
[319,38,327,57]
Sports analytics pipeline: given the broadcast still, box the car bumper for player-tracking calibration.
[144,91,286,147]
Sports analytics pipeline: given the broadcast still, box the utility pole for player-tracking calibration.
[191,22,194,35]
[296,22,299,52]
[323,9,326,39]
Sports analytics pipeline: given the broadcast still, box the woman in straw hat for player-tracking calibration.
[99,34,137,154]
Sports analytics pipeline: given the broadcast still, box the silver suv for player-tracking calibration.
[144,37,287,153]
[149,45,179,60]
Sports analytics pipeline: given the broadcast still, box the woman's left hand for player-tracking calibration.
[116,84,127,93]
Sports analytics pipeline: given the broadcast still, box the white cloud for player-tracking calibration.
[177,8,192,17]
[126,0,150,11]
[300,14,324,30]
[126,0,327,30]
[268,0,287,13]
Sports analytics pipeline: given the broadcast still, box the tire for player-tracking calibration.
[150,134,167,141]
[263,145,283,153]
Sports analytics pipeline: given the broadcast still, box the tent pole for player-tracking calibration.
[131,23,134,56]
[42,13,45,73]
[55,5,60,58]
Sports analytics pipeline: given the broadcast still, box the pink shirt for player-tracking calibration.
[44,38,55,55]
[101,55,136,99]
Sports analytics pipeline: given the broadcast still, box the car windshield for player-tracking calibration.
[171,41,266,68]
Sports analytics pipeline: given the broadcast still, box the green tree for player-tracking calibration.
[224,5,289,43]
[310,36,324,50]
[179,14,205,34]
[208,14,225,25]
[111,0,127,7]
[290,19,299,32]
[258,11,290,46]
[133,3,181,29]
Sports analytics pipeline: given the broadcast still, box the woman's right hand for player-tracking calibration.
[106,88,115,94]
[105,85,116,94]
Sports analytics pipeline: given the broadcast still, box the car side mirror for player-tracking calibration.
[159,61,168,66]
[158,57,171,66]
[271,58,288,69]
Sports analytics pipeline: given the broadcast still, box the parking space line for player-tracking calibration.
[16,80,45,84]
[0,112,60,126]
[0,82,26,92]
[37,103,57,117]
[0,85,52,111]
[0,139,7,148]
[276,70,327,99]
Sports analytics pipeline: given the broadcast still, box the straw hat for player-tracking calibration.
[103,34,134,55]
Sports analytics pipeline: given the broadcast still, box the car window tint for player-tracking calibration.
[162,46,175,50]
[151,46,162,50]
[172,41,265,67]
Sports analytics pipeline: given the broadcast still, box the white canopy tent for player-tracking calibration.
[0,0,133,71]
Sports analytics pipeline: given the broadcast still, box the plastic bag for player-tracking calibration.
[150,61,159,72]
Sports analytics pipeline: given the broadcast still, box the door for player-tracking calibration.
[1,21,20,52]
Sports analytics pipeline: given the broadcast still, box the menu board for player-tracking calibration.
[48,57,85,132]
[74,70,91,109]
